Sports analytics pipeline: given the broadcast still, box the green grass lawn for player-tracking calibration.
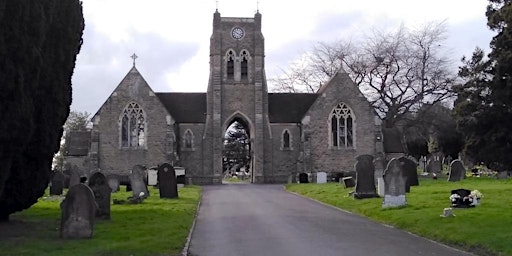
[0,185,201,256]
[286,177,512,256]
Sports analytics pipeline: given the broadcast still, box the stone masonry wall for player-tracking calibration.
[302,72,376,174]
[92,68,173,176]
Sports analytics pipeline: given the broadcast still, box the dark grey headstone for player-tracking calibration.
[89,172,111,219]
[382,158,407,208]
[50,172,65,195]
[448,160,466,182]
[426,153,442,173]
[60,184,97,239]
[353,154,378,199]
[158,163,178,199]
[342,176,355,188]
[399,156,419,193]
[130,165,149,199]
[298,173,309,183]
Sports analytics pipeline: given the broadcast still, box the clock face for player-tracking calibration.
[231,27,245,40]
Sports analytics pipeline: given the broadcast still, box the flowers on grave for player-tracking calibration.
[470,190,483,199]
[449,189,483,207]
[449,193,461,204]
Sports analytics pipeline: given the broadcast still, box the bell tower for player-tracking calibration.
[204,10,271,183]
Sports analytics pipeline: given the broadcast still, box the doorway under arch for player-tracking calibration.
[222,116,253,183]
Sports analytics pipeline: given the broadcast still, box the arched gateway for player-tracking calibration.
[70,10,380,185]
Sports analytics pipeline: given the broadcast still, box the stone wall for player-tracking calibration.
[91,68,174,176]
[302,72,377,174]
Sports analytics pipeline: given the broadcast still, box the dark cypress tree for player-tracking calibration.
[0,0,84,220]
[454,0,512,172]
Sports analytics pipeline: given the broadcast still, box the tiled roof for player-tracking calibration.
[268,93,318,123]
[156,93,207,123]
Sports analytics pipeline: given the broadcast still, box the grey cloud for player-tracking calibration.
[71,22,199,114]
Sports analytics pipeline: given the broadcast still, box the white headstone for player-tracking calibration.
[147,169,158,186]
[317,172,327,184]
[377,177,385,197]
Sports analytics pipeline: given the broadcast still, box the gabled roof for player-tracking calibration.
[65,131,91,156]
[93,66,152,121]
[268,93,318,123]
[156,93,206,123]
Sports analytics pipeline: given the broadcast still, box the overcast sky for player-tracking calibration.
[71,0,496,114]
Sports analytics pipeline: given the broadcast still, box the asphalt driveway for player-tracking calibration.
[187,184,472,256]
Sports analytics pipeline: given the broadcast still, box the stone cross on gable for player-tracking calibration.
[131,53,138,67]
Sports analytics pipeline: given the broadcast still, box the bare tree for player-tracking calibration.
[270,21,456,128]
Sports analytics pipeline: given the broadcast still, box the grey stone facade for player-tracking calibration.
[67,11,380,184]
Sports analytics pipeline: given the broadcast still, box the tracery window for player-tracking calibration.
[226,50,235,79]
[329,103,355,149]
[121,102,146,148]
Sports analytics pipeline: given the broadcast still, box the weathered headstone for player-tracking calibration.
[373,154,386,197]
[68,165,81,188]
[158,163,178,199]
[60,184,97,239]
[130,165,149,199]
[316,172,327,184]
[341,176,355,188]
[107,175,120,192]
[382,158,407,208]
[147,168,158,186]
[89,172,111,219]
[448,160,466,182]
[399,156,419,193]
[298,173,309,183]
[426,153,442,173]
[353,154,378,199]
[175,167,186,187]
[50,172,65,195]
[419,156,427,173]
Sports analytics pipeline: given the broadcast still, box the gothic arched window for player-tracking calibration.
[282,129,291,150]
[329,103,355,149]
[240,50,249,80]
[184,129,194,149]
[226,50,235,80]
[121,102,146,148]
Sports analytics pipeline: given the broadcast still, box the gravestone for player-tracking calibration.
[373,154,386,197]
[450,188,473,208]
[382,158,407,208]
[147,168,158,186]
[316,172,327,184]
[399,156,419,193]
[353,154,378,199]
[298,173,309,183]
[158,163,178,199]
[60,184,97,239]
[68,165,81,188]
[448,160,466,182]
[419,156,427,173]
[341,176,355,188]
[175,167,186,187]
[426,153,442,173]
[89,172,111,219]
[107,175,120,192]
[50,172,65,195]
[130,165,149,199]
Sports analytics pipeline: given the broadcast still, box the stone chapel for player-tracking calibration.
[66,11,382,184]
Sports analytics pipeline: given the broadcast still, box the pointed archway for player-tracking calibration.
[222,113,253,183]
